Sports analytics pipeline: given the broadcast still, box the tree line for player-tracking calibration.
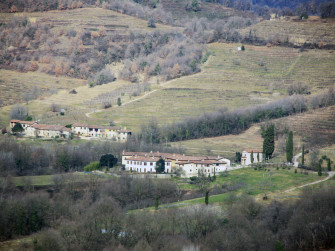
[138,87,335,143]
[0,136,184,177]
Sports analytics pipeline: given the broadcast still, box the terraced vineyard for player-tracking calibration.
[273,105,335,147]
[0,7,175,33]
[239,16,335,47]
[90,43,335,131]
[160,0,256,20]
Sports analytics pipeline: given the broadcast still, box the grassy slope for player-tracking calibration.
[239,16,335,47]
[146,168,324,209]
[91,43,335,131]
[171,105,335,159]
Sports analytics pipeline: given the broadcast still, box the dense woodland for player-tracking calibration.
[0,175,334,251]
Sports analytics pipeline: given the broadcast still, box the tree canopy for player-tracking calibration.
[99,154,117,168]
[155,158,165,173]
[263,124,275,160]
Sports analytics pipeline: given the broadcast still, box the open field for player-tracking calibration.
[143,168,324,209]
[240,16,335,47]
[90,43,335,131]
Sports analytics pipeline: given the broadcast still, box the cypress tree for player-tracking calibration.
[301,145,305,166]
[286,131,293,163]
[327,158,331,171]
[251,151,254,163]
[205,191,209,205]
[318,162,322,176]
[263,124,275,160]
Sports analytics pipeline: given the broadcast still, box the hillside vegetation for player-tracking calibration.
[240,16,335,47]
[89,43,335,130]
[172,104,335,159]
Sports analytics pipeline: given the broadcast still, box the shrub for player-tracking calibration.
[147,17,156,28]
[84,161,101,172]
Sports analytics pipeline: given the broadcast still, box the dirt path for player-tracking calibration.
[283,171,335,193]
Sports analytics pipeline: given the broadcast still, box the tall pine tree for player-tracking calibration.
[263,124,275,160]
[286,131,293,163]
[251,151,254,163]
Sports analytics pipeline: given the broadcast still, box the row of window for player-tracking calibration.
[127,161,171,166]
[129,167,170,173]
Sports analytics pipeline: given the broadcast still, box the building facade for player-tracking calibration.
[241,149,263,166]
[122,151,229,177]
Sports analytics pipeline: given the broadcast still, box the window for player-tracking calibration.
[150,162,153,166]
[144,162,147,166]
[127,161,129,164]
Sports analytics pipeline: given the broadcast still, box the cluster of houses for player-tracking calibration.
[9,120,131,142]
[122,150,263,177]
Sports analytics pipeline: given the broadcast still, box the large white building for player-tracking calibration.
[241,149,263,166]
[122,151,230,176]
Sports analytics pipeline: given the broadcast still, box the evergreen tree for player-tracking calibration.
[257,152,260,162]
[117,97,122,106]
[99,154,117,169]
[286,131,293,163]
[205,191,209,205]
[318,162,322,176]
[263,124,275,160]
[327,158,331,171]
[235,152,242,163]
[155,158,165,173]
[301,145,305,166]
[251,151,254,163]
[12,123,24,133]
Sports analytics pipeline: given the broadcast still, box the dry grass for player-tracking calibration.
[239,16,335,47]
[91,43,335,131]
[0,69,85,106]
[0,7,176,33]
[171,125,263,159]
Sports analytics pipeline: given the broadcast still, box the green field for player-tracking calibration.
[143,167,324,210]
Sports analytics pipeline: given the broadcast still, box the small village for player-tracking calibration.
[9,119,132,142]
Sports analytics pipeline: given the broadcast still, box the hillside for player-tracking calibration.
[240,16,335,47]
[87,43,335,130]
[171,105,335,159]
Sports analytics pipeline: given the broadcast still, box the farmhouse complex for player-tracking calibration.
[10,120,131,142]
[122,151,231,177]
